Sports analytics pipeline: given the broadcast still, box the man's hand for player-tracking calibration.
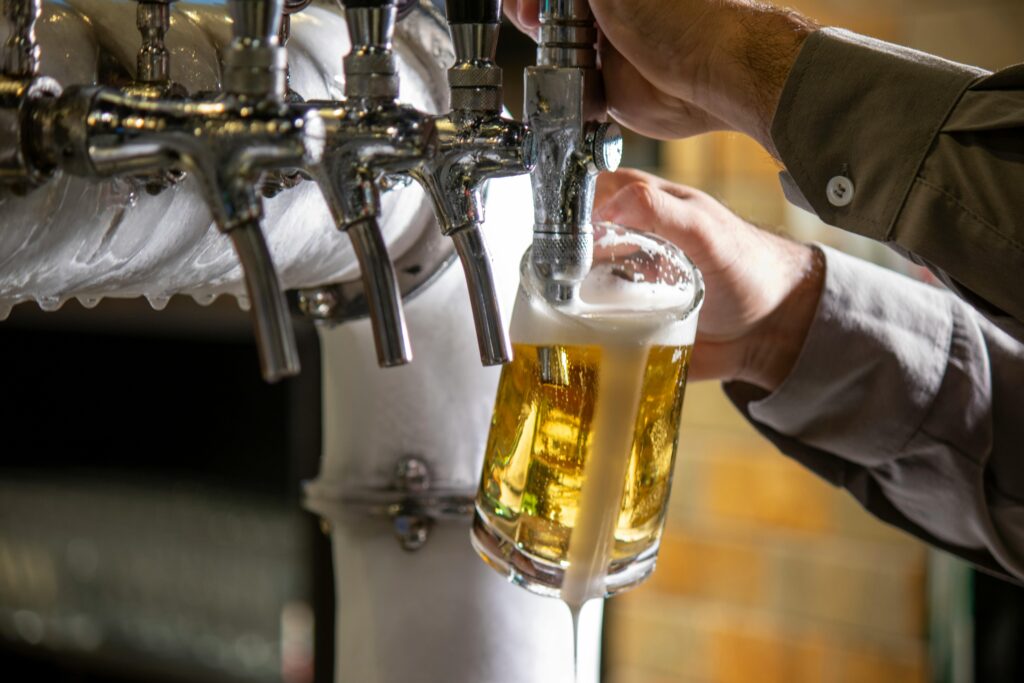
[505,0,815,155]
[595,169,824,391]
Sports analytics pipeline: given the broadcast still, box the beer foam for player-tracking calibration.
[510,262,701,349]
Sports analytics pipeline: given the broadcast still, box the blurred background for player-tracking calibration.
[1,0,1022,682]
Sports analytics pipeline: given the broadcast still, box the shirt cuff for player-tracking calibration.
[771,28,985,239]
[740,245,954,466]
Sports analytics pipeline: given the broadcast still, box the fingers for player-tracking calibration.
[516,0,540,29]
[503,0,540,39]
[594,169,662,211]
[594,175,722,277]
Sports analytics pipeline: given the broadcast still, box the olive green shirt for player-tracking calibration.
[730,29,1024,582]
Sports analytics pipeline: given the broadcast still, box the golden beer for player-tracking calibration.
[471,341,692,596]
[471,222,703,601]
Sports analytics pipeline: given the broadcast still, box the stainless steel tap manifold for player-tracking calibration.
[1,0,327,383]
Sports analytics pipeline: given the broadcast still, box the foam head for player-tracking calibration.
[511,222,704,348]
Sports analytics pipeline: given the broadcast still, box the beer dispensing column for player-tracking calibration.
[527,0,623,302]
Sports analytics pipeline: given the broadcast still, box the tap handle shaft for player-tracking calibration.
[229,220,301,382]
[136,0,173,84]
[224,0,287,100]
[445,0,500,24]
[227,0,284,46]
[342,0,397,8]
[347,217,413,366]
[451,225,510,366]
[3,0,41,78]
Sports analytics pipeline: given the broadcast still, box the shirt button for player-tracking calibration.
[827,176,855,207]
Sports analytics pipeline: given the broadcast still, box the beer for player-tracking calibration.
[472,340,692,597]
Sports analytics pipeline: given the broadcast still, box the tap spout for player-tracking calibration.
[450,225,508,365]
[347,216,412,366]
[230,220,301,381]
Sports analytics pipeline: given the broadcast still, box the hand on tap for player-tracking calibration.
[505,0,814,154]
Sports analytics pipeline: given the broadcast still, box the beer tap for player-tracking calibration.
[0,0,61,194]
[29,0,326,382]
[527,0,623,302]
[405,0,534,366]
[302,0,437,367]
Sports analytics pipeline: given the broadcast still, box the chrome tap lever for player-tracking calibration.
[404,0,533,365]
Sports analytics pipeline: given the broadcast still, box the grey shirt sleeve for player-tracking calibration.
[771,28,1024,340]
[725,246,1024,583]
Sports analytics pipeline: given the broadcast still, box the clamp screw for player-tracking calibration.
[590,121,623,173]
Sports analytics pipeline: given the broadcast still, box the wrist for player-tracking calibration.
[716,3,816,154]
[735,242,825,392]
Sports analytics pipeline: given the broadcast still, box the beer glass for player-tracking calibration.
[471,222,704,606]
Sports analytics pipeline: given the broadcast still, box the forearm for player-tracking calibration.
[716,3,817,156]
[728,246,1024,581]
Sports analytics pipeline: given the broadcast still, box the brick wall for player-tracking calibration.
[604,1,1020,680]
[605,384,929,683]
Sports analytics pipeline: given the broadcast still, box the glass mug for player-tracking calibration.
[471,222,704,607]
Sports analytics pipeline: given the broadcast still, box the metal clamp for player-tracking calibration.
[339,456,475,551]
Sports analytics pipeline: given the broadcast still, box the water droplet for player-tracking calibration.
[147,294,170,311]
[236,295,250,312]
[192,292,216,306]
[38,296,63,312]
[78,296,101,309]
[0,303,11,321]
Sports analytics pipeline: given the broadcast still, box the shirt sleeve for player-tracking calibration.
[724,246,1024,584]
[771,28,1024,339]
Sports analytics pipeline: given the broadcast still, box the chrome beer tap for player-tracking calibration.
[0,0,61,194]
[302,0,437,367]
[29,0,325,382]
[405,0,534,366]
[527,0,623,302]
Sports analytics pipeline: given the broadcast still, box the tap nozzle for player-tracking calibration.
[348,215,412,366]
[230,217,301,382]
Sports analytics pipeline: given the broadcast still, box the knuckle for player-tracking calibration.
[623,181,661,216]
